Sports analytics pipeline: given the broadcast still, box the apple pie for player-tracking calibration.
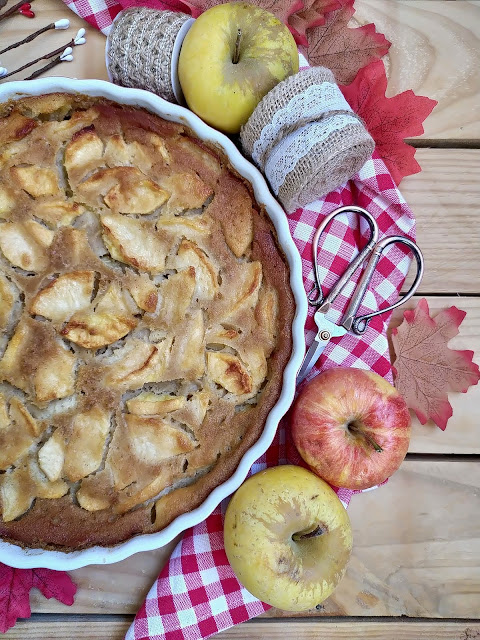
[0,93,294,549]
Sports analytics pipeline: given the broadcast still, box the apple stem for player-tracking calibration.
[348,422,383,453]
[292,524,325,541]
[232,28,242,64]
[363,433,383,453]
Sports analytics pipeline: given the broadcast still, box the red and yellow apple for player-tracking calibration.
[178,2,299,134]
[224,465,353,611]
[291,367,411,490]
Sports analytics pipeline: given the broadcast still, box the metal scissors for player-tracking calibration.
[297,205,424,384]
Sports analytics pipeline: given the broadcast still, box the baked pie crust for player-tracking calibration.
[0,94,294,549]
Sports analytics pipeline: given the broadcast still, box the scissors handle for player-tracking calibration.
[308,206,378,309]
[342,236,424,334]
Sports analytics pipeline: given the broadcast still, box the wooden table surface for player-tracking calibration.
[1,0,480,638]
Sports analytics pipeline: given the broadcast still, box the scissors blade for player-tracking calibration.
[296,314,347,384]
[296,336,328,384]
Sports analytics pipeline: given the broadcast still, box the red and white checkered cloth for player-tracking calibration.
[63,0,192,33]
[61,2,416,637]
[63,0,121,32]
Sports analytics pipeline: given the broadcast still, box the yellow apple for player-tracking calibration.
[224,465,353,611]
[178,2,299,134]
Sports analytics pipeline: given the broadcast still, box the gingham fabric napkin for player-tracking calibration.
[60,3,416,637]
[63,0,186,33]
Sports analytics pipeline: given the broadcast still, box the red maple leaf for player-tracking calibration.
[340,60,437,184]
[391,299,480,431]
[288,0,339,48]
[0,563,76,633]
[0,565,32,634]
[302,0,390,85]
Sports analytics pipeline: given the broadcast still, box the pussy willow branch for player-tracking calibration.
[0,38,75,80]
[24,54,66,80]
[0,0,35,23]
[0,20,69,55]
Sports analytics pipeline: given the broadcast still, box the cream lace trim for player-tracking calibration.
[265,114,361,195]
[252,82,352,167]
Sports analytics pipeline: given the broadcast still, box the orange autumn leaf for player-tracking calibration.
[391,298,480,431]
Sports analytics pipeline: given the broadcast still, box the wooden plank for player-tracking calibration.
[216,620,480,640]
[5,618,480,639]
[29,538,179,614]
[400,149,480,294]
[354,0,480,141]
[339,460,480,619]
[218,620,480,640]
[4,616,133,640]
[29,461,480,618]
[390,296,480,454]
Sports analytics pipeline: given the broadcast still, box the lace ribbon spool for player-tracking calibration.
[240,67,375,213]
[106,7,193,104]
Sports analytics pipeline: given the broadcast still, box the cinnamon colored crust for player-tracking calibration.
[0,93,295,550]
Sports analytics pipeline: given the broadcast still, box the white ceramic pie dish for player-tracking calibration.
[0,77,307,570]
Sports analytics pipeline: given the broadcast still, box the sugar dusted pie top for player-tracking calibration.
[0,93,294,550]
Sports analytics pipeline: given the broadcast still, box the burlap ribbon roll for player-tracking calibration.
[106,7,193,103]
[241,67,375,213]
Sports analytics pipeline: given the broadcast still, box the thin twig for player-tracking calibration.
[0,19,69,55]
[0,28,84,81]
[0,43,71,80]
[0,0,35,23]
[24,52,70,80]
